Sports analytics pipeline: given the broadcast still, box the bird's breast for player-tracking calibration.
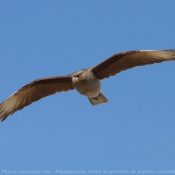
[73,76,101,98]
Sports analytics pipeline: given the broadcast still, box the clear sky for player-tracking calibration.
[1,1,175,174]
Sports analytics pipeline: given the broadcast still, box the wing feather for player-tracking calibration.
[91,49,175,79]
[0,76,74,121]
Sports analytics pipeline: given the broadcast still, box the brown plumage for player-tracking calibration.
[0,49,175,121]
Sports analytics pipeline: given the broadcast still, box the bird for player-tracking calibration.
[0,49,175,121]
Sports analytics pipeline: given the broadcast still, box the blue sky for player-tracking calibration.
[1,0,175,174]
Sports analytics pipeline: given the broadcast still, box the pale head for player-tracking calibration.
[71,69,101,98]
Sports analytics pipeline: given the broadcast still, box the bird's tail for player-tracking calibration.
[88,92,108,106]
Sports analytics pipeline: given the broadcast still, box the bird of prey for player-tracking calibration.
[0,49,175,121]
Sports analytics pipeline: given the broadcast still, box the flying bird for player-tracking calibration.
[0,49,175,121]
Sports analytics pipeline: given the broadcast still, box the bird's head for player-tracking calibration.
[72,69,94,84]
[72,70,86,83]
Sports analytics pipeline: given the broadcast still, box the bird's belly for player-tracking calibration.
[77,86,100,98]
[74,80,101,98]
[83,88,100,98]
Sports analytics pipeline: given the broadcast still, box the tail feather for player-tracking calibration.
[88,92,108,106]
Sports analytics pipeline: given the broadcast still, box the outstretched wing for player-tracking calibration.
[0,76,74,121]
[91,49,175,79]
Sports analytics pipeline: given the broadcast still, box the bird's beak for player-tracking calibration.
[72,77,79,82]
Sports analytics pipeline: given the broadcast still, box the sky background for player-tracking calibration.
[1,1,175,174]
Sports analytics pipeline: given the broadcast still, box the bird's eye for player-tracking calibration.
[76,74,80,78]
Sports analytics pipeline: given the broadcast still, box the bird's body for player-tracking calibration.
[72,69,108,105]
[72,69,101,98]
[1,49,175,121]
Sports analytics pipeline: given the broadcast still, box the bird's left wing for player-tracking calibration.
[91,49,175,79]
[0,76,74,121]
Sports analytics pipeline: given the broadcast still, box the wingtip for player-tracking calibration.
[0,111,9,122]
[0,117,4,122]
[0,116,6,122]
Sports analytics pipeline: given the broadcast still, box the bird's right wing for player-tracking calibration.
[91,49,175,79]
[0,76,74,121]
